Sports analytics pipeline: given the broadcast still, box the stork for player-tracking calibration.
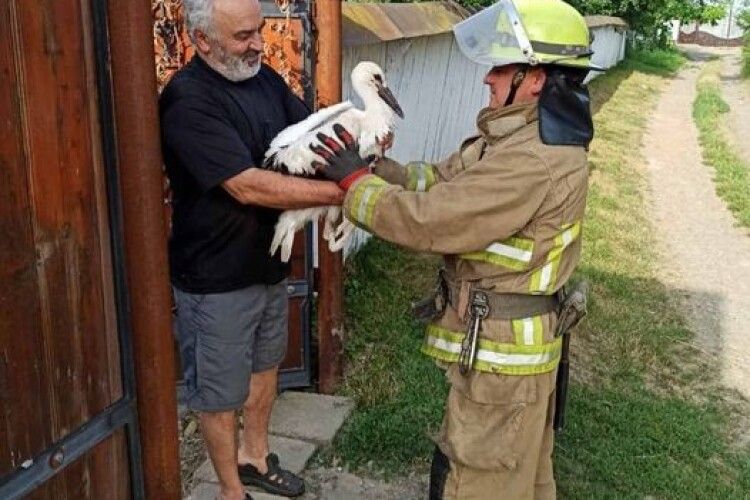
[265,61,404,262]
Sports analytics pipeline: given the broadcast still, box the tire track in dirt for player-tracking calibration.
[643,46,750,400]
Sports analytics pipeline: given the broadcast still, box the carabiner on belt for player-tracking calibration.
[458,291,490,375]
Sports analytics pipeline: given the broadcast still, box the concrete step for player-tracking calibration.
[188,482,287,500]
[269,392,355,445]
[187,392,354,500]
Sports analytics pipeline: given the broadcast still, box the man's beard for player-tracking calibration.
[207,42,262,82]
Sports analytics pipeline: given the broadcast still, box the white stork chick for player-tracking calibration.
[264,61,404,262]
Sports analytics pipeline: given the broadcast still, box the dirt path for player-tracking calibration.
[720,48,750,164]
[643,46,750,400]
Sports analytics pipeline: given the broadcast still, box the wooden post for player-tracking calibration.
[108,0,181,497]
[315,0,345,394]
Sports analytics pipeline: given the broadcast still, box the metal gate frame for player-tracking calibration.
[260,0,317,391]
[0,0,145,498]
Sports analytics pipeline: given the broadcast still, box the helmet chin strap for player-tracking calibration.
[504,66,528,107]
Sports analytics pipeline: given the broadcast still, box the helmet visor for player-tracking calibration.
[453,0,536,67]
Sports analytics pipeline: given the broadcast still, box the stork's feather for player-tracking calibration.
[264,102,354,167]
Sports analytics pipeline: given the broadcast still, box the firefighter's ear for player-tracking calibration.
[528,67,547,97]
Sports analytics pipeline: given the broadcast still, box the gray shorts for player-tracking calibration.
[173,280,288,412]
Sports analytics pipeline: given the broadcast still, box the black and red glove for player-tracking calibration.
[310,124,373,190]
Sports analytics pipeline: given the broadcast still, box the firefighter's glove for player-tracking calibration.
[310,124,374,190]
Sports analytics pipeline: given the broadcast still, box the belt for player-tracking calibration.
[443,279,560,320]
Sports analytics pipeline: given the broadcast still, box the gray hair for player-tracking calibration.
[183,0,214,41]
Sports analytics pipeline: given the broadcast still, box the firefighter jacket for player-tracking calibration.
[343,101,589,378]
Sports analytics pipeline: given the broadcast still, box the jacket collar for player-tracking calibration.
[477,101,538,145]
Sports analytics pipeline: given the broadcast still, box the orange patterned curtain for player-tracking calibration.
[153,0,195,93]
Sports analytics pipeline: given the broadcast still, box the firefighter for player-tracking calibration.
[312,0,598,498]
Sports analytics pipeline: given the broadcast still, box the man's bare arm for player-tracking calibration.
[223,168,345,209]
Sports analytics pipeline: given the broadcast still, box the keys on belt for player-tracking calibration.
[458,291,490,375]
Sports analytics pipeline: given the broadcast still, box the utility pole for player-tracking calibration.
[727,0,736,40]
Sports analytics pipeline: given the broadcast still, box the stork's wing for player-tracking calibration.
[265,101,355,166]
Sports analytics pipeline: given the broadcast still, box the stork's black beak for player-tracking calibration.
[377,83,404,118]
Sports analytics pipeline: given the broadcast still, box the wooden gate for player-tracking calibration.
[153,0,316,389]
[1,0,335,495]
[0,0,145,497]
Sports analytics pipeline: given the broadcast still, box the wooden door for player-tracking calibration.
[0,0,141,497]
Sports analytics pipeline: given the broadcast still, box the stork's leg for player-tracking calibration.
[322,206,341,243]
[328,219,355,253]
[333,216,353,239]
[322,215,335,242]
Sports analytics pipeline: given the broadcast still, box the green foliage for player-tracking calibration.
[624,48,686,74]
[370,0,727,48]
[738,8,750,32]
[669,0,727,25]
[693,61,750,226]
[739,3,750,78]
[567,0,727,47]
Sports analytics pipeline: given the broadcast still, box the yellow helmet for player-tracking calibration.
[454,0,599,70]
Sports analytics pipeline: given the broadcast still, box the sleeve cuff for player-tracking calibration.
[338,168,371,190]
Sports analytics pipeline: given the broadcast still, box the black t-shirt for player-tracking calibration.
[159,56,309,293]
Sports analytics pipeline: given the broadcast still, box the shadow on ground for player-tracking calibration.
[558,265,750,499]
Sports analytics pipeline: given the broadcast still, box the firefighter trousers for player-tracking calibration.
[429,368,557,500]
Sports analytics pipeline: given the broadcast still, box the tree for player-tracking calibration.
[669,0,727,26]
[567,0,727,46]
[367,0,728,47]
[737,1,750,32]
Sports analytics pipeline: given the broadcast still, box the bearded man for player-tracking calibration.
[159,1,344,498]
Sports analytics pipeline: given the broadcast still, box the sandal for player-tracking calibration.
[237,453,305,497]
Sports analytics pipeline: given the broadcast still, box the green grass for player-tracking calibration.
[328,242,445,469]
[624,48,687,75]
[693,60,750,228]
[743,34,750,79]
[326,49,750,496]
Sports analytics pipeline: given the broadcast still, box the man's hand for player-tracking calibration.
[310,124,372,190]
